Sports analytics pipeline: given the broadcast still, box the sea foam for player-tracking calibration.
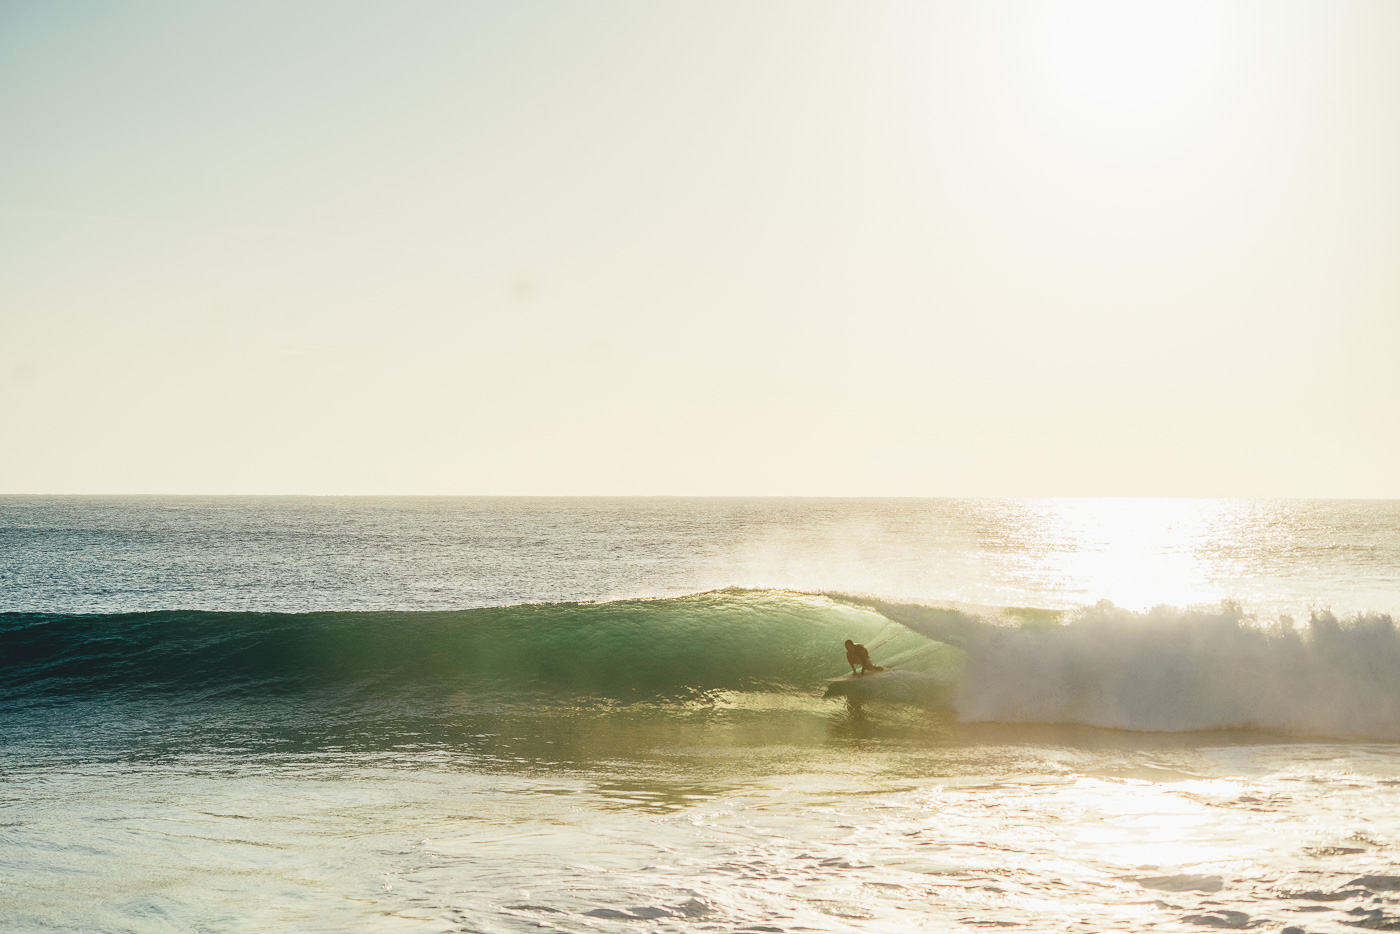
[848,595,1400,739]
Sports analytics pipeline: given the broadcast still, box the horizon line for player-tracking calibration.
[2,492,1398,502]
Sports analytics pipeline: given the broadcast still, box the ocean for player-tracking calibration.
[3,496,1400,933]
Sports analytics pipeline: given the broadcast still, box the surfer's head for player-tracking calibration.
[844,639,854,648]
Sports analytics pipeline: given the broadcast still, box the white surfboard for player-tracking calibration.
[824,669,893,683]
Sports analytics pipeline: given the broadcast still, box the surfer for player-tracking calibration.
[844,639,885,676]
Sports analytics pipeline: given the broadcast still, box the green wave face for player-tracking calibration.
[1,590,959,702]
[12,589,1398,740]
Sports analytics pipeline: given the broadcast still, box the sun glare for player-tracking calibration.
[1027,498,1228,610]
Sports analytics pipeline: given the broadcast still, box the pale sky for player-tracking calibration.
[2,1,1397,495]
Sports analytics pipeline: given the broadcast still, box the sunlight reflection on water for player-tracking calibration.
[1013,498,1228,611]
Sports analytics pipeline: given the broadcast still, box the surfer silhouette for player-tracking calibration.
[844,639,885,676]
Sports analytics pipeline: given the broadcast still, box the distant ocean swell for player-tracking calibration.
[3,589,1397,740]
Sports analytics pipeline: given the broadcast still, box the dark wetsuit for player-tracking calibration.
[846,642,877,674]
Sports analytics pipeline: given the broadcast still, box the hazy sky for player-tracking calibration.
[2,1,1397,495]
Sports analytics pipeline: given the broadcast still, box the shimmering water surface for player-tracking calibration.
[3,497,1399,932]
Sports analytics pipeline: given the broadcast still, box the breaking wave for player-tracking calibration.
[4,588,1398,739]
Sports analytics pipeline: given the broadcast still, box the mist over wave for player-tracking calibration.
[844,595,1400,740]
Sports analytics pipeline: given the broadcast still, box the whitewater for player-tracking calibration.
[4,496,1400,933]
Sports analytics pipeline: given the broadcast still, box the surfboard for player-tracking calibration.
[823,669,896,699]
[824,669,892,683]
